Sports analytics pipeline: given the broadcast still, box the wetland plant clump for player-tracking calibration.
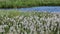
[0,11,60,34]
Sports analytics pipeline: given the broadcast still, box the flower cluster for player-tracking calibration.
[0,12,60,34]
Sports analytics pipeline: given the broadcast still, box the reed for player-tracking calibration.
[0,0,60,8]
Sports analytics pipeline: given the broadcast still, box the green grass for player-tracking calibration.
[0,10,51,18]
[0,0,60,8]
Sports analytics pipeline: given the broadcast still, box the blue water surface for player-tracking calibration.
[1,6,60,12]
[18,6,60,12]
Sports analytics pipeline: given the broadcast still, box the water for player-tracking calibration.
[1,6,60,12]
[18,6,60,12]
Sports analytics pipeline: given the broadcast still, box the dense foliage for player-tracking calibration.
[0,10,60,34]
[0,0,60,8]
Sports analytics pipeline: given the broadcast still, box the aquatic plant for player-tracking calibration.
[0,10,60,34]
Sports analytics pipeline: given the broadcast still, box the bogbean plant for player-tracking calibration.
[0,11,60,34]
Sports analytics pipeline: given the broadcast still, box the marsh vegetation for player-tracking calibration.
[0,0,60,8]
[0,10,60,34]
